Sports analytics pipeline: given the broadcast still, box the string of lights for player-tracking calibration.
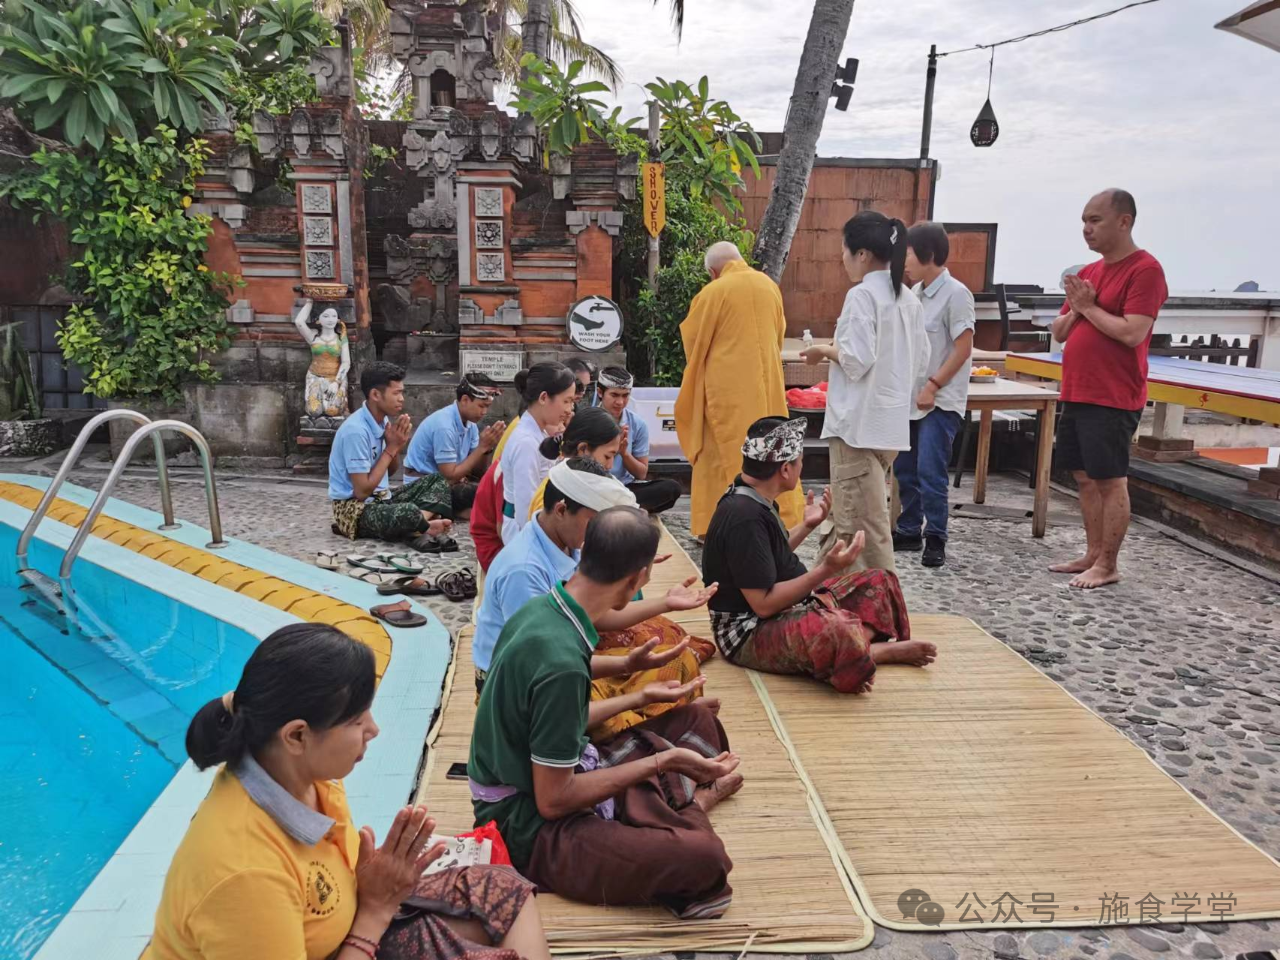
[937,0,1170,58]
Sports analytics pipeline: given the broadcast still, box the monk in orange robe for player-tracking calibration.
[675,242,805,537]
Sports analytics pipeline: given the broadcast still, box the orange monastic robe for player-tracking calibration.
[675,259,805,537]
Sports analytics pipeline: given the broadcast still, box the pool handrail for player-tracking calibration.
[60,420,226,581]
[16,408,175,570]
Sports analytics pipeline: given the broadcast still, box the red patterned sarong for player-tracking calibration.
[728,569,911,693]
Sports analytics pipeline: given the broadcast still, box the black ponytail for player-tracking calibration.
[185,623,376,770]
[513,362,575,405]
[538,405,620,459]
[842,211,909,297]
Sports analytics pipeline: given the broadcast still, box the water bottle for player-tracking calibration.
[802,329,814,351]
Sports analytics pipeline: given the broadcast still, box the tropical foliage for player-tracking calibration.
[3,129,238,401]
[0,0,330,149]
[508,54,638,156]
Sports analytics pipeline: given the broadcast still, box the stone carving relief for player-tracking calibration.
[457,297,522,326]
[304,216,334,246]
[384,234,458,285]
[474,187,503,218]
[301,184,333,214]
[474,220,502,249]
[476,253,505,283]
[305,251,335,279]
[308,46,353,98]
[565,210,624,237]
[254,109,344,160]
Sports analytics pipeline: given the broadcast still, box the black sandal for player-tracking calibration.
[437,569,477,602]
[376,575,441,597]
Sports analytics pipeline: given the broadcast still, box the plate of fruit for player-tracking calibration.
[970,366,1000,383]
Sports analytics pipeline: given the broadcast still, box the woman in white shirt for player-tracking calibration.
[802,211,929,573]
[501,361,578,542]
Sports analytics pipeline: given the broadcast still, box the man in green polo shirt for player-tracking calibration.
[468,506,743,919]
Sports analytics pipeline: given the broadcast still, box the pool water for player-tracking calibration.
[1,531,260,959]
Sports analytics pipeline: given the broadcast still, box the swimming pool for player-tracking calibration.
[0,473,452,960]
[0,520,260,959]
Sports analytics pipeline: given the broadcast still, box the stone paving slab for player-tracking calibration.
[11,454,1280,960]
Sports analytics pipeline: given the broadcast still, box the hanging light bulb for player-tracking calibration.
[970,47,999,147]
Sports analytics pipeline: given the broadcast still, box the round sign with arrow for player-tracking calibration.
[567,296,624,352]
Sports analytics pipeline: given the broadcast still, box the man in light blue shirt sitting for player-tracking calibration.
[471,458,713,696]
[403,374,506,519]
[894,222,976,569]
[595,366,682,515]
[328,361,454,544]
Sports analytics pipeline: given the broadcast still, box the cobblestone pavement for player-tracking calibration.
[10,455,1280,960]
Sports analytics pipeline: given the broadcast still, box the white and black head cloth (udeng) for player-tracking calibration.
[458,376,497,401]
[548,460,637,511]
[741,417,808,464]
[597,369,634,391]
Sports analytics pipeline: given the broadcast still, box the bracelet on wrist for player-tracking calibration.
[343,937,378,959]
[928,376,944,391]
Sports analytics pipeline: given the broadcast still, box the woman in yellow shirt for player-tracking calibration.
[144,623,550,960]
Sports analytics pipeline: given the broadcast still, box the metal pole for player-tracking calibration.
[646,100,660,292]
[920,44,938,160]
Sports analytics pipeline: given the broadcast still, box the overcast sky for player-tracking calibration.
[563,0,1280,293]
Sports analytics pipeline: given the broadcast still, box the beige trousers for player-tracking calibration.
[818,439,898,574]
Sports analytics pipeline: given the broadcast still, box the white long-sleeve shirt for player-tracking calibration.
[821,270,929,452]
[501,411,553,542]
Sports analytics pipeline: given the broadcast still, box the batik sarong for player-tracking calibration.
[379,864,533,960]
[331,474,453,541]
[719,568,910,693]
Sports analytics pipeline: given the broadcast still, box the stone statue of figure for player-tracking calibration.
[293,299,351,419]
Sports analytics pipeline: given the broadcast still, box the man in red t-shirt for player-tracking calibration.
[1049,189,1168,589]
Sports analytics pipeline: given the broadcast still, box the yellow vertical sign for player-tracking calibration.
[642,162,666,238]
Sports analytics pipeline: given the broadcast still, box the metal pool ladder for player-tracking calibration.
[15,410,227,600]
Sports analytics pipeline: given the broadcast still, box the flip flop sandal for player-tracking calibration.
[349,570,397,585]
[376,575,441,597]
[347,554,399,573]
[315,550,340,571]
[371,601,427,628]
[437,569,478,602]
[375,553,424,575]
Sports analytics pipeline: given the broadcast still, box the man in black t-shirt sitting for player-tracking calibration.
[702,417,937,693]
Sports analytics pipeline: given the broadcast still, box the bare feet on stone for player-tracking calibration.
[694,772,744,813]
[1050,556,1095,574]
[871,639,937,667]
[1069,565,1122,589]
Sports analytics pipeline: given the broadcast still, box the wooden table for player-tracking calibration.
[966,377,1062,537]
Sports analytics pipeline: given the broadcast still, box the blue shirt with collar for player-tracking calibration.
[329,403,389,501]
[611,405,649,485]
[473,516,580,671]
[404,402,479,480]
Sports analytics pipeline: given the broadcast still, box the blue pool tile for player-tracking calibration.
[110,690,172,724]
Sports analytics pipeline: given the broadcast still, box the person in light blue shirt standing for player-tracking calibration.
[328,361,454,544]
[594,366,682,515]
[404,373,506,519]
[893,222,976,569]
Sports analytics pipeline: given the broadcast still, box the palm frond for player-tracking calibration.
[547,31,620,90]
[658,0,683,39]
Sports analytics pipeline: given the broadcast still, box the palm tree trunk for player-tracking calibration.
[752,0,856,283]
[520,0,553,81]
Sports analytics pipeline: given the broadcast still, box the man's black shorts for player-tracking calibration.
[1055,402,1142,481]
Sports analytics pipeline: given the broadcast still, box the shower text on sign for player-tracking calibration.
[642,162,666,238]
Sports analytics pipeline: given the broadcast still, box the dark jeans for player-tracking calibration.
[894,409,963,542]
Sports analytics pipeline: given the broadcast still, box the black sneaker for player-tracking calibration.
[892,530,923,552]
[922,536,946,567]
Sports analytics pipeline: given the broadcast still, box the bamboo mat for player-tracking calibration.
[757,614,1280,931]
[416,524,872,955]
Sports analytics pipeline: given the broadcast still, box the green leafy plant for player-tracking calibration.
[508,54,613,156]
[646,75,761,208]
[620,183,755,385]
[3,128,238,401]
[0,320,41,421]
[224,58,318,144]
[238,0,332,65]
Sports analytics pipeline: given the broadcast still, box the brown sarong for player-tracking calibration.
[380,865,534,960]
[523,702,734,920]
